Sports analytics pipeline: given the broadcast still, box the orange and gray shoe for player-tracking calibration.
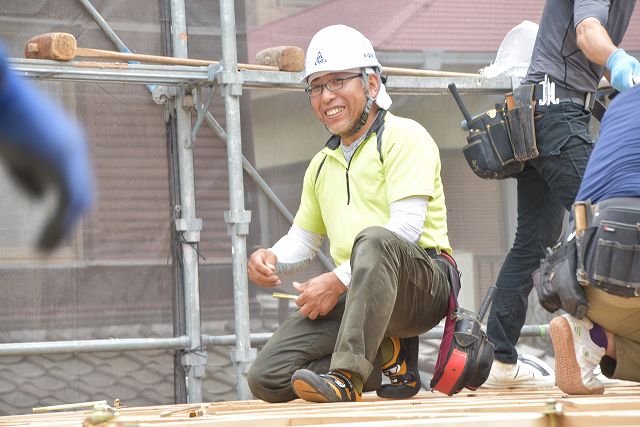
[377,336,421,398]
[291,369,361,403]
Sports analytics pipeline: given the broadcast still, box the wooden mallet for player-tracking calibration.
[255,46,305,75]
[24,32,304,72]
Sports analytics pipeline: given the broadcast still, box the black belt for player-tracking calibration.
[532,84,595,110]
[425,248,452,261]
[424,248,458,272]
[424,247,461,297]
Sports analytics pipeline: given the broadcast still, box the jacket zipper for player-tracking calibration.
[344,140,368,205]
[345,169,351,204]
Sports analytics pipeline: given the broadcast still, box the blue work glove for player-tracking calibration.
[0,45,94,250]
[606,48,640,92]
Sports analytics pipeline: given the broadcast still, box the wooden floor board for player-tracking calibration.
[1,385,638,426]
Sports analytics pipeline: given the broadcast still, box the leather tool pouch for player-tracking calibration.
[449,83,522,180]
[580,199,640,297]
[534,233,589,319]
[462,106,523,179]
[505,84,539,161]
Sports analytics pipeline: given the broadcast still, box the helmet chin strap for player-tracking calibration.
[344,71,373,138]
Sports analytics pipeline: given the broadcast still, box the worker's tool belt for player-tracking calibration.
[577,198,640,298]
[533,75,610,122]
[455,84,539,179]
[535,197,640,318]
[532,83,596,110]
[429,249,495,396]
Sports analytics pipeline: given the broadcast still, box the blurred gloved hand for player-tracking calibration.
[0,45,94,250]
[606,48,640,92]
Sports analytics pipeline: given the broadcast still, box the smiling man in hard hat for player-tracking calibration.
[247,25,458,403]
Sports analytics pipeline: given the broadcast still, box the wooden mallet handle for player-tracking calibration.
[25,32,280,72]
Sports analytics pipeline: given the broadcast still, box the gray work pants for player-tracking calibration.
[247,226,450,402]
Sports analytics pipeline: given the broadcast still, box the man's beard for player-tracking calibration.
[325,107,364,137]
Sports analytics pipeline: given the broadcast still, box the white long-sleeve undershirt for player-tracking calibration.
[269,196,428,286]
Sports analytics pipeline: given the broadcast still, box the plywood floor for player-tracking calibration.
[1,385,640,426]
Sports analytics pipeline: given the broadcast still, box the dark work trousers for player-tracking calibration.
[487,102,593,364]
[247,226,450,402]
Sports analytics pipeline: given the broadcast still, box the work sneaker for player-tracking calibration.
[291,369,361,403]
[483,358,555,389]
[550,314,606,395]
[377,336,421,398]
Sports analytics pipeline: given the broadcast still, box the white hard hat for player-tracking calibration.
[302,25,382,83]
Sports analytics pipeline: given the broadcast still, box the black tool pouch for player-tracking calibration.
[582,199,640,297]
[534,234,589,319]
[505,84,539,161]
[462,108,524,179]
[449,83,523,180]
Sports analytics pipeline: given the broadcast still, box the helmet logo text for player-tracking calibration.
[314,51,327,66]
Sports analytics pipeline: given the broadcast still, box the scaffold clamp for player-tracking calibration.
[230,347,257,374]
[181,350,208,378]
[175,218,203,243]
[218,69,244,96]
[207,63,223,81]
[152,85,179,105]
[224,210,251,236]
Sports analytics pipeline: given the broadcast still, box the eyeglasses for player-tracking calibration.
[305,75,361,98]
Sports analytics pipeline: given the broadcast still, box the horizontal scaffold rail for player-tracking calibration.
[9,58,513,94]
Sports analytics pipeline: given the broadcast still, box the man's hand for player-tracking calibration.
[607,49,640,92]
[293,272,347,320]
[247,248,281,287]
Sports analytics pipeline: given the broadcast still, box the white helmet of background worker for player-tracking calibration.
[302,24,392,112]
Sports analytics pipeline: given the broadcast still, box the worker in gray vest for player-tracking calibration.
[484,0,638,388]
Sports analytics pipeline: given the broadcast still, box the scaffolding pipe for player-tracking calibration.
[219,0,254,400]
[0,336,190,356]
[170,0,205,403]
[12,59,513,92]
[0,323,550,358]
[76,0,132,54]
[202,333,271,347]
[201,324,550,348]
[76,0,155,92]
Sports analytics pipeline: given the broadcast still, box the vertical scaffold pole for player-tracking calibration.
[219,0,255,400]
[170,0,206,403]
